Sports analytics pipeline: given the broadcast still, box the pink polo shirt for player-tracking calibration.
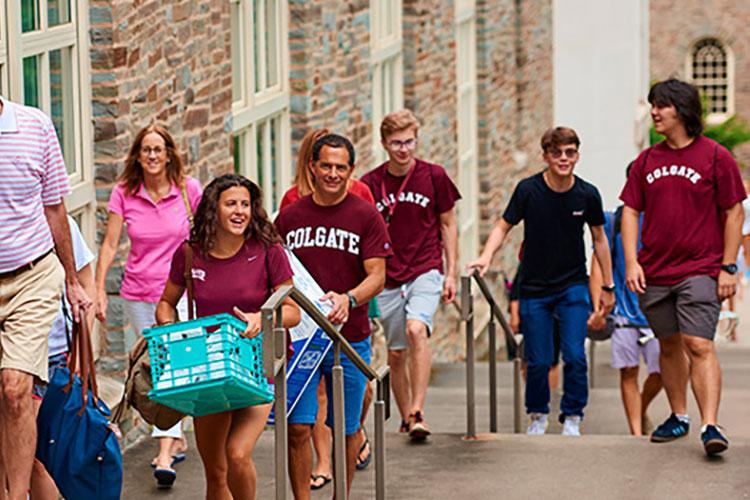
[108,176,202,302]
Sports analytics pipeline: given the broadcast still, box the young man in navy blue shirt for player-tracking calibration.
[469,126,615,436]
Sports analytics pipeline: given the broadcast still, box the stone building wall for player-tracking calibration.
[287,0,374,173]
[650,0,750,166]
[89,0,233,375]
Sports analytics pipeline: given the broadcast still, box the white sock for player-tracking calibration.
[675,414,690,424]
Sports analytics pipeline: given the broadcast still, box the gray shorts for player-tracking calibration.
[638,275,721,340]
[377,269,443,350]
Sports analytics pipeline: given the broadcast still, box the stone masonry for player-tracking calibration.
[650,0,750,166]
[89,0,234,377]
[288,0,553,360]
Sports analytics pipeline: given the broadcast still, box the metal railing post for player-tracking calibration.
[332,342,346,499]
[374,366,389,500]
[513,355,522,434]
[589,340,596,388]
[274,310,288,500]
[461,276,476,439]
[488,318,498,433]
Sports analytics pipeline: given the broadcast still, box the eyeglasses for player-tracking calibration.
[140,146,165,156]
[387,138,417,151]
[548,147,579,159]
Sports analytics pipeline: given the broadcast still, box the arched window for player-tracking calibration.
[689,38,733,118]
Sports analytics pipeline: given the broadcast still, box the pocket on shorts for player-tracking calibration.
[680,275,719,305]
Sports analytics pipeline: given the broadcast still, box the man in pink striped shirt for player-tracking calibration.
[0,96,92,499]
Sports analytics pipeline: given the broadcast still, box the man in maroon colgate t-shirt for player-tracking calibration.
[275,133,391,498]
[361,109,460,441]
[620,79,745,456]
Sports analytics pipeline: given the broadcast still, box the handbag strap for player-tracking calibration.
[64,317,99,416]
[184,242,195,321]
[181,182,194,228]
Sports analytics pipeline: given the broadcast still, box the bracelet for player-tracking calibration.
[601,284,616,293]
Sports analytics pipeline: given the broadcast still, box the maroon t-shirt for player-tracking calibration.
[274,194,392,342]
[620,136,746,285]
[169,239,293,318]
[361,159,461,287]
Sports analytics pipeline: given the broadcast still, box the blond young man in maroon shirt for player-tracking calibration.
[361,110,460,440]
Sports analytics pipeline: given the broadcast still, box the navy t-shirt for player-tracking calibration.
[502,171,605,297]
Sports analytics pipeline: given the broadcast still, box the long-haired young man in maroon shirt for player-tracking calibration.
[620,79,745,455]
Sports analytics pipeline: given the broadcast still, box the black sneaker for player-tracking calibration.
[701,425,728,456]
[650,414,689,442]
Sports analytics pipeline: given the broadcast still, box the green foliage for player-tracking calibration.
[650,114,750,167]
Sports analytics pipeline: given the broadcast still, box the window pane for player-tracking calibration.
[232,134,242,174]
[231,1,241,102]
[49,48,75,174]
[23,55,41,108]
[22,0,39,32]
[270,116,279,210]
[48,0,71,26]
[253,1,262,91]
[256,123,264,186]
[265,0,278,87]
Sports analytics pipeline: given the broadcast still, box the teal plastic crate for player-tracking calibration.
[144,313,273,416]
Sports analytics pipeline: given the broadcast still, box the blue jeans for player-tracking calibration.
[520,283,590,419]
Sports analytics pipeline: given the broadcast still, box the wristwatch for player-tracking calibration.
[721,263,738,275]
[346,291,358,309]
[601,284,616,293]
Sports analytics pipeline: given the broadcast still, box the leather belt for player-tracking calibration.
[0,249,53,280]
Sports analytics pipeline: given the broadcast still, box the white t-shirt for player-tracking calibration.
[48,216,96,357]
[742,198,750,236]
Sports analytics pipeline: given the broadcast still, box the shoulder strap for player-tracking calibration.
[183,242,195,321]
[613,205,624,237]
[181,182,194,228]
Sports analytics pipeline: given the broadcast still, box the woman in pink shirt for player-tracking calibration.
[95,124,202,487]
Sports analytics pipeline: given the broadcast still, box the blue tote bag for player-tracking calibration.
[36,316,123,499]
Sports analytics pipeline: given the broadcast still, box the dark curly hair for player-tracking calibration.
[190,174,281,255]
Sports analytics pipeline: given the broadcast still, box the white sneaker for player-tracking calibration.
[527,413,549,435]
[562,416,582,436]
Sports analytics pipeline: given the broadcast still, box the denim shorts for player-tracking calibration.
[32,352,68,399]
[288,337,371,436]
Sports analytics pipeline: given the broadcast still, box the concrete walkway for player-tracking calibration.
[122,298,750,499]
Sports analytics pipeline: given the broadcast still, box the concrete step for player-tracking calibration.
[122,429,750,499]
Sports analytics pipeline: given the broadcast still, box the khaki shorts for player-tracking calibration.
[377,269,444,350]
[638,275,720,341]
[0,252,64,382]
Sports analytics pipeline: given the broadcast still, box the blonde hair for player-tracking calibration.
[380,109,420,142]
[293,128,330,197]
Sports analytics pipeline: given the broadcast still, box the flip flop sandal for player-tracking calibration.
[154,467,177,489]
[310,474,332,490]
[356,436,372,471]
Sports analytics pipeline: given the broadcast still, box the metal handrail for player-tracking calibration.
[460,272,523,438]
[261,285,390,500]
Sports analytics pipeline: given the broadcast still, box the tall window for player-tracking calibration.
[455,1,478,266]
[688,38,734,121]
[231,0,290,213]
[1,1,94,240]
[371,0,403,166]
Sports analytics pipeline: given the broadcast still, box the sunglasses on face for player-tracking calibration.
[547,147,579,159]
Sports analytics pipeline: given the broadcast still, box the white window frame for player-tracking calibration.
[455,1,478,268]
[371,0,404,166]
[2,0,95,243]
[686,37,735,124]
[231,0,291,213]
